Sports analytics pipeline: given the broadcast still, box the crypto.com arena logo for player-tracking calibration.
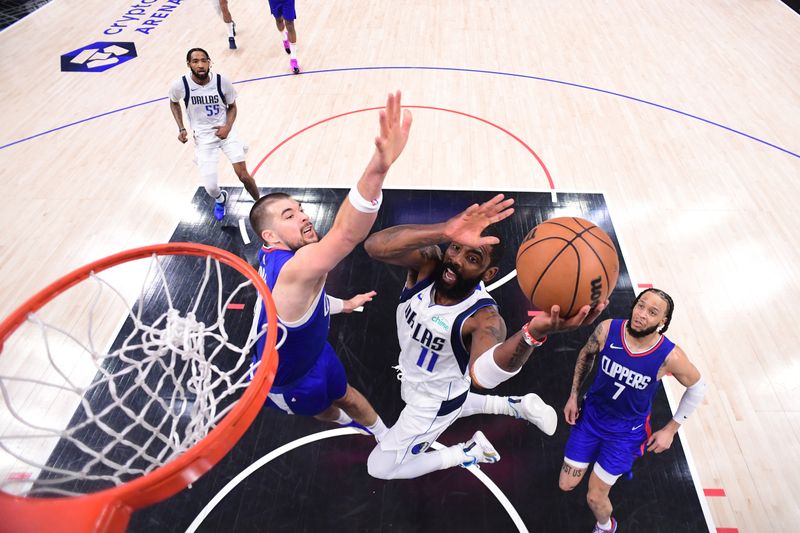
[60,42,137,73]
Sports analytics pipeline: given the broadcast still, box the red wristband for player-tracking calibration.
[521,323,547,347]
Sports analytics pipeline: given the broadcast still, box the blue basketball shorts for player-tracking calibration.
[268,0,297,20]
[563,403,650,476]
[265,344,347,417]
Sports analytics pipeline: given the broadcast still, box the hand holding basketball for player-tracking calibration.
[527,301,608,340]
[443,194,515,248]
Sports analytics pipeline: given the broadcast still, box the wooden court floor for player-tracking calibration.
[1,1,799,531]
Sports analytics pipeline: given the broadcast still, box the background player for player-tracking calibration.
[362,196,606,479]
[268,0,300,73]
[169,48,259,220]
[559,288,706,533]
[248,91,412,438]
[215,0,237,49]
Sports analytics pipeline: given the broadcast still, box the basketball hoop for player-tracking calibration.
[0,243,279,533]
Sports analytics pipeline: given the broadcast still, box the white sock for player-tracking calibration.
[597,519,612,530]
[458,393,515,418]
[366,417,388,441]
[281,30,288,42]
[459,393,489,417]
[226,22,235,38]
[289,42,297,60]
[439,443,469,469]
[485,395,517,416]
[334,410,353,425]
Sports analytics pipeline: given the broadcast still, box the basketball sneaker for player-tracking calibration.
[214,190,228,221]
[461,430,500,467]
[591,518,618,533]
[509,393,558,436]
[290,58,300,74]
[283,39,291,54]
[228,36,237,49]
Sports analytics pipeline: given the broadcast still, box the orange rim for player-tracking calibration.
[0,243,279,532]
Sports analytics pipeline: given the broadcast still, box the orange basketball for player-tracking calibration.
[515,217,619,318]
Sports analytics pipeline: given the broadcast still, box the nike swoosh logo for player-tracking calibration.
[191,87,200,91]
[610,343,624,350]
[632,424,644,430]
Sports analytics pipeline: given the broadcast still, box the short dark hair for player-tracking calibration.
[481,225,504,268]
[250,192,292,237]
[632,288,675,333]
[186,48,210,62]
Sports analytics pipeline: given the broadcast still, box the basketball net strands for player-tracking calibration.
[0,243,280,533]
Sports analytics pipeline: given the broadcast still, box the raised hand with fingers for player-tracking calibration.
[442,194,515,249]
[374,91,413,174]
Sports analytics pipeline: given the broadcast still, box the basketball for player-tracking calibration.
[515,217,619,318]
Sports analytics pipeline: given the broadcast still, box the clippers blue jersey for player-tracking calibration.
[253,246,332,388]
[584,319,675,425]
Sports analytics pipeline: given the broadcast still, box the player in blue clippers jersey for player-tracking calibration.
[248,91,412,439]
[559,289,707,533]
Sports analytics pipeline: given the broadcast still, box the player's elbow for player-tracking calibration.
[330,222,367,250]
[363,234,382,259]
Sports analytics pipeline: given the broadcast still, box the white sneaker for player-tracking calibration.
[462,430,500,467]
[509,393,557,436]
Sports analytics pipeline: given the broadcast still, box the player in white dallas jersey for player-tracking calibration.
[168,48,259,221]
[363,195,606,479]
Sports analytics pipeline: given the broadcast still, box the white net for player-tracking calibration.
[0,251,273,497]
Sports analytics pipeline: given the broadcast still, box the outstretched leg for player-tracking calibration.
[458,391,557,435]
[367,430,498,480]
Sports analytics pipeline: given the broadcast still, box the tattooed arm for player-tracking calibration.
[461,306,533,388]
[563,320,611,424]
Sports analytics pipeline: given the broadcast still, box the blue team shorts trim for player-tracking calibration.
[563,403,649,476]
[268,0,297,20]
[265,345,347,417]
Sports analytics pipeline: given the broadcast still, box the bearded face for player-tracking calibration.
[433,259,485,300]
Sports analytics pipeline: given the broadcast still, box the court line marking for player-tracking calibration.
[185,428,527,533]
[237,217,250,244]
[2,66,797,161]
[485,268,518,293]
[250,105,553,191]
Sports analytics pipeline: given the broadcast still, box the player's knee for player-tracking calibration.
[586,488,607,508]
[332,385,355,407]
[367,446,396,480]
[285,20,295,30]
[558,476,577,492]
